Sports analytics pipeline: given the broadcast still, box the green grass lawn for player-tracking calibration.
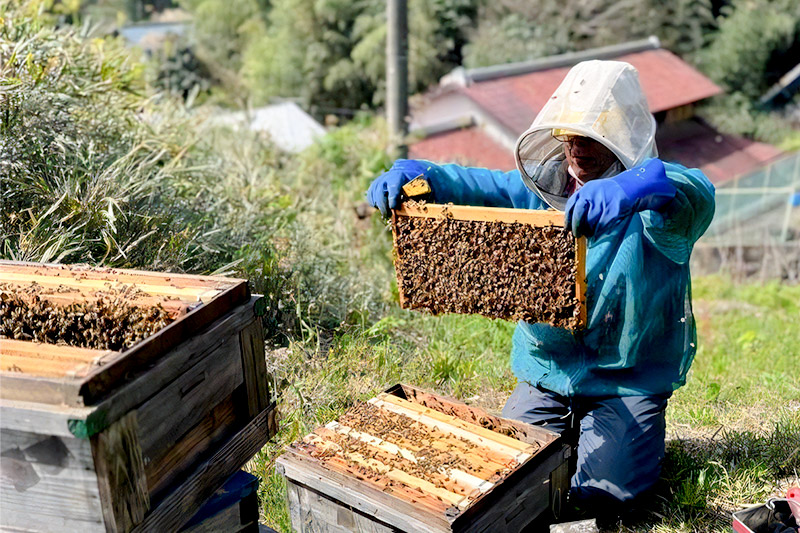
[250,275,800,532]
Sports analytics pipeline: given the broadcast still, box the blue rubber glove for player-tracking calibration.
[366,159,429,217]
[565,158,677,237]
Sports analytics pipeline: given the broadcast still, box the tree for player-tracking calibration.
[240,0,478,116]
[462,0,715,68]
[698,0,800,100]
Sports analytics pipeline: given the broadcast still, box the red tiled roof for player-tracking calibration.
[410,120,782,184]
[657,120,783,184]
[461,49,722,136]
[408,126,515,170]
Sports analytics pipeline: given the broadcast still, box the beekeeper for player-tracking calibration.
[366,60,715,519]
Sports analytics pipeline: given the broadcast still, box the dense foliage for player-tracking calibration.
[697,0,800,144]
[0,9,282,271]
[0,5,393,343]
[462,0,716,67]
[176,0,476,115]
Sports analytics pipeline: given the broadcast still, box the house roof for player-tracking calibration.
[213,102,326,153]
[409,126,514,170]
[656,119,783,184]
[409,119,782,184]
[456,48,722,136]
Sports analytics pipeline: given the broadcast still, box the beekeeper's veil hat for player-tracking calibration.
[514,60,658,210]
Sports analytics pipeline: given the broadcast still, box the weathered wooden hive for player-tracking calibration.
[277,384,571,532]
[392,203,587,329]
[0,261,277,532]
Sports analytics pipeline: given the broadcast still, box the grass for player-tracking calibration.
[252,273,800,533]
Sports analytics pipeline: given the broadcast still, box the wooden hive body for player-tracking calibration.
[391,203,587,329]
[0,261,277,532]
[277,384,571,532]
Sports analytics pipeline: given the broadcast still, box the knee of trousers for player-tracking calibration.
[569,396,669,505]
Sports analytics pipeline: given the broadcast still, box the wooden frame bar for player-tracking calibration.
[392,203,587,328]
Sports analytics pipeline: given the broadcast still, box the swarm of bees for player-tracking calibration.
[393,216,582,329]
[0,283,174,351]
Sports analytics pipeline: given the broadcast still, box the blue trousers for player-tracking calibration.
[501,382,669,513]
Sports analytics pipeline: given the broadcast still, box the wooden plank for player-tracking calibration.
[1,339,114,362]
[278,449,451,532]
[300,438,499,508]
[0,509,105,532]
[0,272,223,300]
[1,340,114,379]
[575,236,587,327]
[1,288,193,316]
[0,372,83,405]
[0,260,244,290]
[91,411,150,532]
[395,203,565,226]
[397,384,559,447]
[0,399,95,438]
[286,481,398,533]
[77,303,257,437]
[132,403,277,533]
[76,288,251,405]
[0,427,105,532]
[369,398,529,462]
[378,394,533,453]
[238,320,269,417]
[145,393,240,499]
[136,333,244,461]
[2,353,93,378]
[450,443,570,532]
[390,209,407,309]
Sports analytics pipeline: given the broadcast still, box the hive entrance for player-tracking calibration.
[392,203,586,329]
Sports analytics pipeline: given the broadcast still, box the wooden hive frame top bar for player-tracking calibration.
[392,203,587,328]
[0,260,250,405]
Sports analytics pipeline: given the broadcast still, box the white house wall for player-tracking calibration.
[410,92,519,150]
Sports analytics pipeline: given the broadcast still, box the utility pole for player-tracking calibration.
[386,0,408,158]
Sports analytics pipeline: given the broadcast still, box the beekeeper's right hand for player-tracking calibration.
[367,159,429,218]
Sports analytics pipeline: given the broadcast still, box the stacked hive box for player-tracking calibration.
[0,261,277,532]
[392,203,587,329]
[278,384,571,532]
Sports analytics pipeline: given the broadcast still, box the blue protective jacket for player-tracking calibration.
[415,159,716,398]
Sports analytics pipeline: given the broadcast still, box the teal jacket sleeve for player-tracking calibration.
[640,162,716,264]
[419,160,548,210]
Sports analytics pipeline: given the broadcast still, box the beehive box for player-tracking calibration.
[392,203,587,329]
[0,261,277,532]
[277,384,571,533]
